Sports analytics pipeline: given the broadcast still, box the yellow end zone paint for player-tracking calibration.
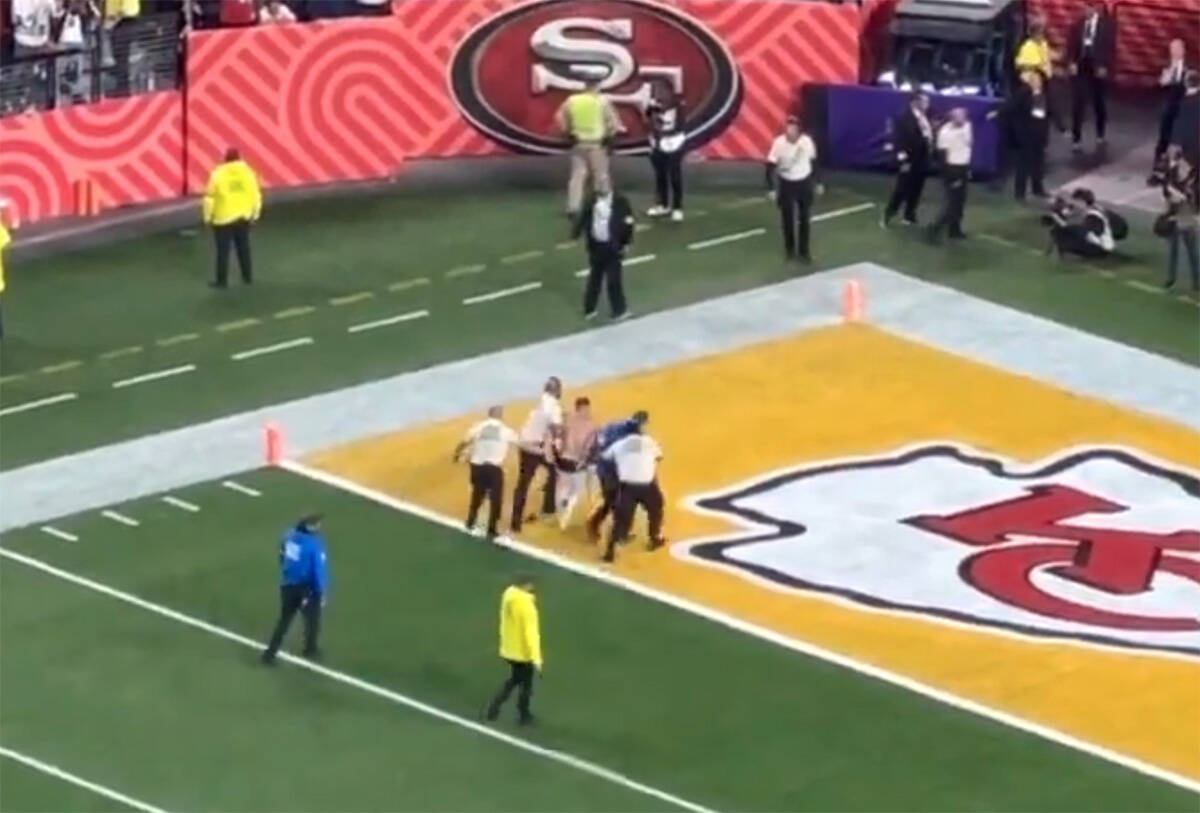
[306,324,1200,779]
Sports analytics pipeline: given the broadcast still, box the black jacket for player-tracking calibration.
[999,84,1050,145]
[1173,92,1200,159]
[573,193,635,253]
[1067,12,1114,71]
[891,107,933,166]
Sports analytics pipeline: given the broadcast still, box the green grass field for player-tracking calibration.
[1,171,1197,811]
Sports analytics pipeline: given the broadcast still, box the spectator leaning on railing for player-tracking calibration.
[12,0,56,57]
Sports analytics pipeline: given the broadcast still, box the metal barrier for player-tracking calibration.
[0,12,180,116]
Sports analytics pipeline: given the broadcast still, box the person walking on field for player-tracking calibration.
[203,147,262,289]
[485,575,542,726]
[262,514,329,664]
[556,77,624,218]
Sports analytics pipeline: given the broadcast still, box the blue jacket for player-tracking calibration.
[279,526,329,595]
[592,418,639,471]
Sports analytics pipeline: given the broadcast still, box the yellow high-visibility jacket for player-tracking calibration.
[203,159,262,226]
[498,585,542,668]
[1015,37,1053,76]
[0,223,10,295]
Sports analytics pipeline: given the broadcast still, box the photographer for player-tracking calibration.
[1157,146,1199,293]
[1044,188,1121,259]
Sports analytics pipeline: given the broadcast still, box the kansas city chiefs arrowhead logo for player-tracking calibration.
[678,445,1200,657]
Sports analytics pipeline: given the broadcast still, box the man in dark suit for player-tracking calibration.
[1067,0,1113,152]
[882,92,933,227]
[572,181,634,321]
[1172,71,1200,179]
[1155,40,1189,162]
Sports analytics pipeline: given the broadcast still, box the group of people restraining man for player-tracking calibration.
[453,376,666,564]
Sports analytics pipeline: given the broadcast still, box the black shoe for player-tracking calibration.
[647,537,666,552]
[901,217,918,227]
[948,231,968,240]
[485,703,500,722]
[1163,279,1176,290]
[260,650,277,666]
[602,551,615,563]
[301,648,322,662]
[518,714,537,727]
[209,281,228,289]
[798,253,812,265]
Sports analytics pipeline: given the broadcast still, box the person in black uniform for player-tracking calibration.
[883,92,933,227]
[573,180,635,321]
[990,70,1050,201]
[643,81,687,222]
[1154,40,1189,164]
[1044,188,1117,259]
[1067,0,1113,152]
[1172,71,1200,180]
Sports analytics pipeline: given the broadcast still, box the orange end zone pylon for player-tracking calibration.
[265,423,284,466]
[842,279,864,323]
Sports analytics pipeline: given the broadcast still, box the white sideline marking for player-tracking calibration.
[221,479,262,497]
[0,546,715,813]
[0,392,78,417]
[574,254,657,278]
[112,365,196,389]
[687,228,765,251]
[160,495,199,513]
[278,459,1200,796]
[231,337,313,361]
[101,509,139,527]
[812,202,875,223]
[347,310,429,334]
[39,526,78,542]
[0,746,168,813]
[462,281,542,306]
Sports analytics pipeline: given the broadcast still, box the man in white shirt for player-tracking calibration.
[601,422,665,563]
[766,116,822,264]
[927,107,973,243]
[511,376,564,533]
[453,405,519,541]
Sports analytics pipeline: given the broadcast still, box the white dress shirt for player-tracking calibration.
[464,418,518,466]
[591,194,614,243]
[603,433,663,484]
[937,122,973,167]
[519,392,563,451]
[767,134,816,181]
[1083,13,1098,49]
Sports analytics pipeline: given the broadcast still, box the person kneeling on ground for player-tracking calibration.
[1043,188,1124,259]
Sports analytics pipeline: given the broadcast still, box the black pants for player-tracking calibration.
[263,584,321,661]
[650,148,684,211]
[929,166,969,239]
[467,463,504,537]
[487,659,534,722]
[583,246,627,317]
[586,464,619,539]
[1051,224,1109,258]
[1156,99,1183,159]
[884,158,928,223]
[777,177,813,260]
[606,481,664,559]
[213,219,253,285]
[1014,133,1048,200]
[511,449,556,531]
[1071,63,1107,142]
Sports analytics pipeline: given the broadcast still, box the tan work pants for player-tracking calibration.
[567,141,611,214]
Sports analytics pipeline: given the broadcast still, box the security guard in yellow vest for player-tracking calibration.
[556,78,624,216]
[203,148,262,288]
[0,221,10,340]
[485,575,543,725]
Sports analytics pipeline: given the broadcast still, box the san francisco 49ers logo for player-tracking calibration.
[448,0,742,153]
[678,445,1200,657]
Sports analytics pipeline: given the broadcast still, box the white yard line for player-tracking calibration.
[574,254,657,278]
[101,509,139,527]
[0,747,168,813]
[462,281,542,306]
[221,479,262,497]
[444,264,486,279]
[347,310,429,334]
[39,526,78,542]
[686,228,765,251]
[0,546,715,813]
[278,459,1200,797]
[0,392,78,417]
[812,202,875,222]
[231,337,313,361]
[112,365,196,390]
[160,495,199,513]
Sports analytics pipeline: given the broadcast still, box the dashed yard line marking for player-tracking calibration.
[40,360,83,375]
[156,332,200,347]
[555,240,577,250]
[500,249,545,265]
[231,337,313,361]
[1093,268,1117,279]
[99,345,144,360]
[0,392,78,416]
[160,495,199,513]
[39,526,79,542]
[215,318,260,333]
[719,196,768,210]
[279,460,1200,798]
[811,202,876,223]
[0,546,717,813]
[388,277,431,293]
[347,310,430,334]
[1125,280,1164,295]
[221,479,262,497]
[0,373,27,384]
[112,364,196,389]
[687,228,766,251]
[462,281,542,306]
[0,747,167,813]
[574,254,657,278]
[101,509,139,527]
[634,224,652,233]
[329,291,376,307]
[274,305,317,320]
[445,263,486,279]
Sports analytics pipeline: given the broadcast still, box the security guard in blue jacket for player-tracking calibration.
[262,514,329,664]
[585,410,648,543]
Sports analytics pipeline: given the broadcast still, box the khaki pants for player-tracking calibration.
[567,141,611,214]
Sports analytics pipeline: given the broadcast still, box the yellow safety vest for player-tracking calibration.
[566,92,605,142]
[498,585,542,667]
[0,223,9,295]
[203,160,262,226]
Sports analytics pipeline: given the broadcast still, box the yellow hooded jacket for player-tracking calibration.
[203,159,262,226]
[498,584,542,668]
